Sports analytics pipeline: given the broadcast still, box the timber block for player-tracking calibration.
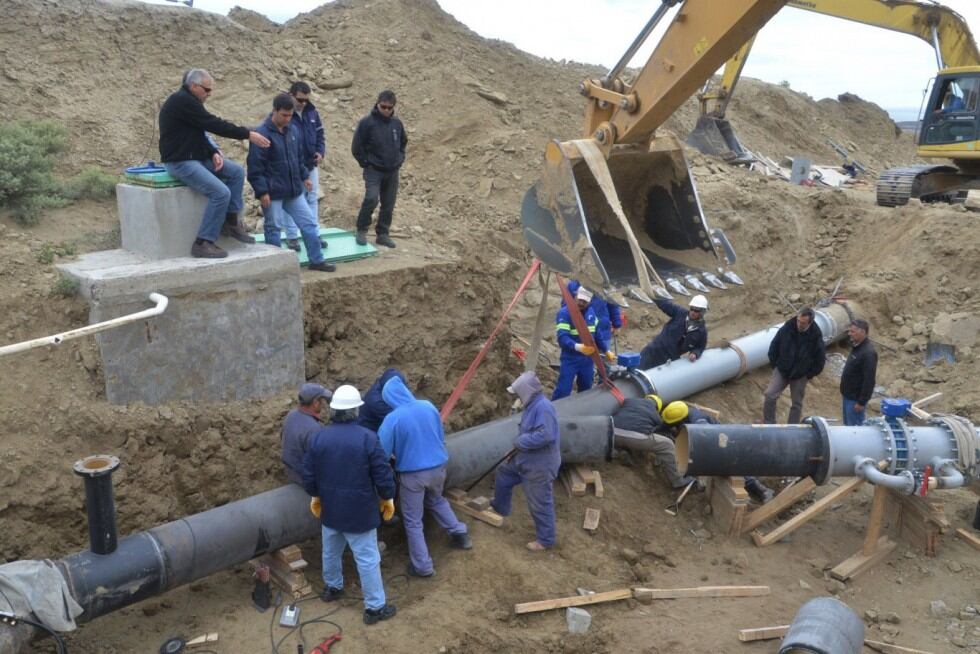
[250,554,311,599]
[445,488,503,527]
[889,491,949,557]
[466,496,491,511]
[709,477,749,537]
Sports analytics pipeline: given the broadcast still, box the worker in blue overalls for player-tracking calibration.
[568,280,623,351]
[552,284,614,400]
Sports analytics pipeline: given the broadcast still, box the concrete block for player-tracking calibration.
[566,607,592,634]
[58,245,304,405]
[117,183,210,259]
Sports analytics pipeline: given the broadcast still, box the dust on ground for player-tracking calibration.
[0,1,978,653]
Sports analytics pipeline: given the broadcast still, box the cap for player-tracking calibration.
[298,383,332,404]
[575,287,593,302]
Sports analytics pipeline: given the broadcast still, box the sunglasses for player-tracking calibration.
[294,97,309,104]
[378,104,395,111]
[196,83,212,93]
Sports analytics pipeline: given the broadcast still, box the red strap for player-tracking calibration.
[440,260,542,422]
[555,276,625,406]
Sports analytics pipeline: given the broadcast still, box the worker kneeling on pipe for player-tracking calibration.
[302,384,398,625]
[492,371,561,551]
[639,295,708,369]
[553,284,614,400]
[661,401,774,504]
[613,394,703,491]
[378,375,472,579]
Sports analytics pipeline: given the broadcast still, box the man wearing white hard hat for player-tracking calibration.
[639,295,709,369]
[552,283,614,400]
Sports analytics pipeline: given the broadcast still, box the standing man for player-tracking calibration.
[247,93,335,273]
[639,296,708,369]
[281,383,332,485]
[302,385,397,625]
[568,280,623,356]
[553,285,614,401]
[491,371,561,551]
[840,319,878,426]
[378,375,472,579]
[159,69,270,259]
[764,307,826,424]
[351,90,407,249]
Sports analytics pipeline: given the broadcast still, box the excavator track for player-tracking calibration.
[876,167,921,207]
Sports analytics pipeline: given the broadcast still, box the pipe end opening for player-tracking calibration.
[676,426,690,476]
[73,454,120,478]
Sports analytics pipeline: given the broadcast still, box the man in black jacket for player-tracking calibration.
[159,69,270,259]
[840,319,878,426]
[351,90,407,249]
[763,307,826,423]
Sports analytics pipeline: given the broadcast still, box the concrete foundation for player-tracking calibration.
[116,183,207,260]
[58,245,304,405]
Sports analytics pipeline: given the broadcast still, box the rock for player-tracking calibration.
[788,293,801,302]
[892,315,905,326]
[631,563,652,582]
[959,611,976,621]
[476,89,509,105]
[885,612,902,624]
[800,262,821,276]
[896,325,913,341]
[948,560,964,573]
[318,76,354,90]
[931,600,951,618]
[799,580,813,591]
[912,321,927,336]
[865,609,879,623]
[566,607,591,634]
[621,547,639,564]
[642,542,667,559]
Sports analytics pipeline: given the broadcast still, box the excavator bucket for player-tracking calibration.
[686,115,754,164]
[521,135,741,301]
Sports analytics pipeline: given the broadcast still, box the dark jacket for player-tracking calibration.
[246,115,309,201]
[613,397,663,435]
[291,102,326,169]
[358,368,407,432]
[768,318,826,381]
[510,373,561,475]
[281,409,321,485]
[302,420,396,534]
[640,299,708,368]
[158,86,250,163]
[840,339,878,404]
[351,106,407,172]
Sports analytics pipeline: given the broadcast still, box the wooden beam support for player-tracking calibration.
[864,639,937,654]
[514,588,632,614]
[741,477,816,534]
[751,477,865,547]
[447,497,504,527]
[955,527,980,551]
[632,585,769,600]
[830,535,896,581]
[737,625,789,642]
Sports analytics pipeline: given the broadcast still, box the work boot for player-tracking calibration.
[406,562,434,578]
[319,586,344,603]
[285,238,302,252]
[308,261,337,273]
[363,603,396,625]
[355,231,368,246]
[375,234,396,248]
[449,532,473,550]
[744,478,775,504]
[526,540,548,552]
[220,213,256,244]
[191,239,228,259]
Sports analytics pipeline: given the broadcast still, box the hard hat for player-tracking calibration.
[661,401,689,425]
[575,286,593,302]
[689,295,708,311]
[645,394,663,413]
[330,384,364,410]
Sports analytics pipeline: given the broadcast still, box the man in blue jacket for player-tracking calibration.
[351,90,407,249]
[639,295,709,369]
[378,376,472,578]
[358,368,407,433]
[567,280,623,349]
[302,385,397,625]
[491,371,561,551]
[281,383,332,485]
[553,285,614,400]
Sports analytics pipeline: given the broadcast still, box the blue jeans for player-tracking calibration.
[491,459,557,547]
[277,167,318,240]
[320,525,386,610]
[842,398,866,426]
[164,158,244,242]
[261,194,325,264]
[355,167,399,235]
[552,354,594,400]
[399,465,467,575]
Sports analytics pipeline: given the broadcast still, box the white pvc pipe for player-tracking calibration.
[0,293,168,358]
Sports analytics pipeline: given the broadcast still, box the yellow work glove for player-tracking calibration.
[574,343,596,356]
[605,351,617,362]
[309,497,321,518]
[379,498,395,521]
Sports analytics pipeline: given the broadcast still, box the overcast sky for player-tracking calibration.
[140,0,980,120]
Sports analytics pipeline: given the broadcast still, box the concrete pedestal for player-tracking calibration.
[117,183,207,260]
[58,245,304,405]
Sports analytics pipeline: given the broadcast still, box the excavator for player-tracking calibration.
[687,0,980,207]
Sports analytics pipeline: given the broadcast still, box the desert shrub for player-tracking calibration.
[0,120,71,224]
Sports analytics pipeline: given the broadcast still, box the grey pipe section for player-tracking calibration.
[931,457,964,489]
[854,457,915,494]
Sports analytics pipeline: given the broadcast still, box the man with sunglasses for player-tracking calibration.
[638,295,709,369]
[351,90,407,249]
[159,69,270,258]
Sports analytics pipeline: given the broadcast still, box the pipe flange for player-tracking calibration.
[629,368,656,396]
[73,455,120,478]
[805,416,833,485]
[864,417,898,474]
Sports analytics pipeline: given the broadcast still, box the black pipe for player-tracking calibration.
[72,455,121,555]
[677,421,831,483]
[973,500,980,531]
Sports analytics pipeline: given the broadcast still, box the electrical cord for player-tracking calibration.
[1,611,69,654]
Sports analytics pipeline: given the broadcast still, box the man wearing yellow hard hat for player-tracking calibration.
[612,394,702,491]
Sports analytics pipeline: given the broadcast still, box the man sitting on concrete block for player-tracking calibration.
[159,68,271,259]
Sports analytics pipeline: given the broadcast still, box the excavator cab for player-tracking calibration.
[920,73,980,147]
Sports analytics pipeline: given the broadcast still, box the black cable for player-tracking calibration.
[1,613,68,654]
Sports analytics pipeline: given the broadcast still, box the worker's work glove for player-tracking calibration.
[574,344,596,356]
[379,498,395,521]
[605,351,617,362]
[309,497,321,519]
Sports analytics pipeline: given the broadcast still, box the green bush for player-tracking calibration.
[51,277,79,298]
[66,167,118,201]
[0,120,71,224]
[36,241,77,265]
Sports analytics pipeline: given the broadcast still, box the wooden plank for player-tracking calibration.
[737,625,789,642]
[955,527,980,551]
[583,507,600,531]
[830,536,896,581]
[514,588,632,614]
[573,464,596,484]
[632,585,770,600]
[448,497,504,527]
[445,487,467,501]
[185,634,218,646]
[564,467,587,496]
[908,406,931,421]
[863,485,889,556]
[274,545,302,563]
[741,477,816,534]
[864,639,937,654]
[592,471,604,498]
[752,477,865,547]
[911,392,942,409]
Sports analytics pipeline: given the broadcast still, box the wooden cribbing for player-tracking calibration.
[514,588,632,614]
[751,477,865,547]
[632,585,769,600]
[740,477,816,534]
[737,625,789,642]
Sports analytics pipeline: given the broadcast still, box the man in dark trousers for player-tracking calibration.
[351,90,407,249]
[302,385,397,625]
[764,307,826,424]
[159,68,270,258]
[491,371,560,551]
[281,383,332,484]
[639,295,708,369]
[840,319,878,426]
[612,394,701,491]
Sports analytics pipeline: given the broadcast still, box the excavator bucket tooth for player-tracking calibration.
[687,115,755,164]
[683,274,711,294]
[665,277,691,296]
[722,269,744,286]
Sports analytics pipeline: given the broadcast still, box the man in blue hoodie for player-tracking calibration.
[378,376,472,578]
[491,371,561,551]
[553,284,615,401]
[247,93,334,272]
